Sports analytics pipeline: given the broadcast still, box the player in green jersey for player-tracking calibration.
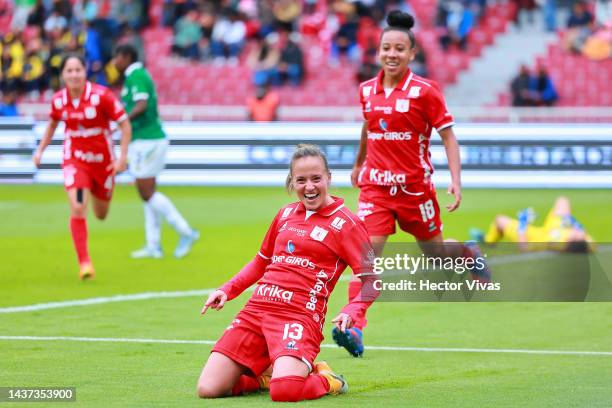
[114,44,199,259]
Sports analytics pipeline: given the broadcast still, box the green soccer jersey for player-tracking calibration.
[121,62,165,141]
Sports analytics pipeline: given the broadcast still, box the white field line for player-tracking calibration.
[0,274,356,314]
[0,289,218,314]
[0,335,611,357]
[1,249,607,314]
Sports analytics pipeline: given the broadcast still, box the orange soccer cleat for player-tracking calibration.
[313,361,348,395]
[257,366,272,391]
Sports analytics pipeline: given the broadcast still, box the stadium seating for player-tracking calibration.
[4,0,515,109]
[140,1,513,107]
[543,44,612,106]
[415,2,512,88]
[143,28,358,106]
[496,37,612,107]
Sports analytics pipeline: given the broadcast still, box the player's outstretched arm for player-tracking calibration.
[200,290,228,315]
[218,255,269,300]
[111,119,132,175]
[128,100,148,121]
[351,121,368,187]
[200,255,268,315]
[337,273,380,332]
[439,127,462,212]
[33,119,59,167]
[331,312,354,333]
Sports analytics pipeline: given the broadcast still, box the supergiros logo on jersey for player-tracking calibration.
[379,118,388,131]
[256,284,293,303]
[286,240,295,253]
[272,255,316,269]
[367,130,412,141]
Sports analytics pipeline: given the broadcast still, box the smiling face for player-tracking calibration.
[61,57,86,93]
[291,156,332,211]
[379,30,416,80]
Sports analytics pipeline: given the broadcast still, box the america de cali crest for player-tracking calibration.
[395,99,410,113]
[310,226,328,242]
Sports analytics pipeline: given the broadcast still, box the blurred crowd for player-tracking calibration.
[510,63,558,106]
[508,0,611,107]
[0,0,610,115]
[1,0,148,105]
[163,0,435,87]
[563,0,612,61]
[510,0,611,61]
[436,0,488,51]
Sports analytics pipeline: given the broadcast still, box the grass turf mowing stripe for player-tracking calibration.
[2,249,590,314]
[1,335,611,356]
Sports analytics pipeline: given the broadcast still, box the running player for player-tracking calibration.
[470,196,593,252]
[197,144,378,402]
[32,54,131,280]
[113,44,199,259]
[335,10,490,357]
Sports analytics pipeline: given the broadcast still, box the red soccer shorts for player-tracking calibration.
[357,183,443,240]
[63,162,114,201]
[211,306,322,376]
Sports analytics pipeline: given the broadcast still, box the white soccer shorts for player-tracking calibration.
[128,139,169,179]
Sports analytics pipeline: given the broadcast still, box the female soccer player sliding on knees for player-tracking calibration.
[333,10,491,357]
[32,55,131,280]
[197,144,378,402]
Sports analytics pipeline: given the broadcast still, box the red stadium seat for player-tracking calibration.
[138,1,515,107]
[496,39,611,106]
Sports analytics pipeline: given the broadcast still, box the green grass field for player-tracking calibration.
[1,185,611,407]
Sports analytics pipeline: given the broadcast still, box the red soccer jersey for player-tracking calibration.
[222,198,375,329]
[358,69,454,187]
[49,81,127,166]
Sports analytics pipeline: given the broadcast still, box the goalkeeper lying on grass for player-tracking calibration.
[470,196,594,253]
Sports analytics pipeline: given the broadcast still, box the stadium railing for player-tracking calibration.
[15,104,612,123]
[0,118,37,182]
[2,120,610,188]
